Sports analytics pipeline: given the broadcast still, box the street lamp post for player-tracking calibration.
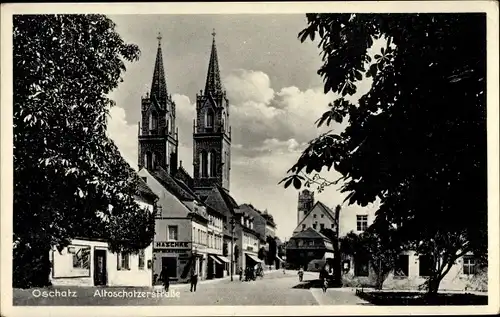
[230,217,235,281]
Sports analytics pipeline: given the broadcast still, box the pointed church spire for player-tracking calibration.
[150,32,168,107]
[204,29,223,96]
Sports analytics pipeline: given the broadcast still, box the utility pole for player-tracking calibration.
[230,217,235,281]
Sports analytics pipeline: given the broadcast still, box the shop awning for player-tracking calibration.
[276,255,285,263]
[216,255,231,263]
[209,254,222,265]
[245,253,263,263]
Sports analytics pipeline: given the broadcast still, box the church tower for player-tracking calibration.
[298,189,314,225]
[138,33,178,174]
[193,30,231,195]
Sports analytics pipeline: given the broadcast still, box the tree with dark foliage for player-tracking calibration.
[340,218,403,289]
[13,14,155,288]
[281,13,487,294]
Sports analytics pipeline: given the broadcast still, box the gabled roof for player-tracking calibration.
[150,167,197,202]
[135,177,158,204]
[294,200,337,232]
[291,227,331,241]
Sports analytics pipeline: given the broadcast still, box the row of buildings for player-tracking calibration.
[48,31,282,287]
[285,189,487,292]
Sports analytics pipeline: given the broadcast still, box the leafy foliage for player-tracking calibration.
[13,14,154,287]
[340,219,403,289]
[284,13,487,293]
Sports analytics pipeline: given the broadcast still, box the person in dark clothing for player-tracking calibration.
[159,266,170,292]
[238,267,243,281]
[190,267,198,292]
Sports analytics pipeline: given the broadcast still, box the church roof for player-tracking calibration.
[150,167,196,202]
[204,30,223,96]
[150,33,168,110]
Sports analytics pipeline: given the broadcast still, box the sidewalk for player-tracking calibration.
[155,269,282,290]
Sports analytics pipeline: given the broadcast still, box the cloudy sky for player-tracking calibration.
[106,14,377,240]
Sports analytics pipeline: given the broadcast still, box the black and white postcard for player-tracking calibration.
[1,1,499,316]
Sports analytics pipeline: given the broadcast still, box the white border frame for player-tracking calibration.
[1,1,499,316]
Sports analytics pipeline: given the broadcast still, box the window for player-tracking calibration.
[357,215,368,231]
[419,255,433,277]
[302,224,306,231]
[320,223,325,230]
[394,254,409,277]
[145,152,153,169]
[149,111,158,133]
[118,253,130,270]
[313,214,317,218]
[138,249,145,270]
[312,223,317,230]
[206,109,214,128]
[463,256,477,275]
[207,152,212,177]
[72,246,90,269]
[321,214,324,218]
[354,256,369,276]
[200,151,208,178]
[168,226,178,240]
[331,224,335,229]
[210,150,217,177]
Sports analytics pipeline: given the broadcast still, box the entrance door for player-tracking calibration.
[94,249,107,286]
[162,256,178,279]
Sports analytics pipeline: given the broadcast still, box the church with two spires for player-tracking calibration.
[137,31,264,283]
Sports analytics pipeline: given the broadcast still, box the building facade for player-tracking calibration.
[233,209,262,271]
[49,180,157,287]
[138,167,217,284]
[291,190,487,291]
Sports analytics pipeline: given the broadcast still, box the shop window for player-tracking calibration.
[71,246,90,270]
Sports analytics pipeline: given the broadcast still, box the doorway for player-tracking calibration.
[93,249,107,286]
[161,256,178,279]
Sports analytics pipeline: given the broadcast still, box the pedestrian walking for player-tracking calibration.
[238,267,243,281]
[190,267,198,292]
[159,266,170,292]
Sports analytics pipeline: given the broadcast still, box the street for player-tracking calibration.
[13,271,369,306]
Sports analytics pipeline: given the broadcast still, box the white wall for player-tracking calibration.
[293,203,336,234]
[338,202,378,237]
[50,239,153,287]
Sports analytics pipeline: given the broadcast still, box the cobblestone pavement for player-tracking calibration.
[13,271,365,306]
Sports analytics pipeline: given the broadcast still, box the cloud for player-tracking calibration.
[107,106,138,170]
[223,69,345,152]
[108,68,374,238]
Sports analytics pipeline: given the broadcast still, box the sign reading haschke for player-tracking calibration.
[155,241,191,249]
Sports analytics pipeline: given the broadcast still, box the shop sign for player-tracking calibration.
[155,241,191,249]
